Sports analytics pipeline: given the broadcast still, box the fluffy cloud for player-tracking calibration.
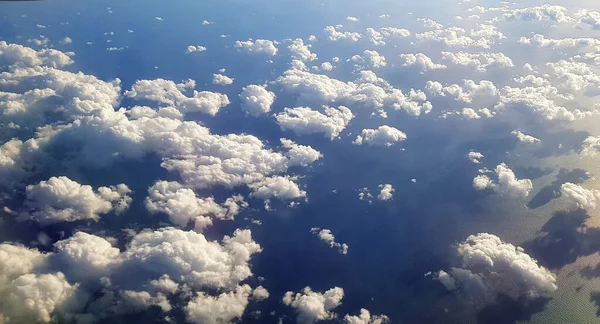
[281,138,323,167]
[467,151,484,164]
[400,53,447,71]
[0,41,73,68]
[435,233,557,299]
[20,176,131,224]
[353,126,407,146]
[344,309,390,324]
[324,26,361,42]
[212,73,234,85]
[511,130,540,144]
[561,182,600,211]
[500,4,573,23]
[582,136,600,155]
[441,51,513,72]
[377,184,394,201]
[426,79,497,103]
[310,228,348,254]
[145,181,247,231]
[519,34,600,49]
[275,106,354,139]
[366,27,410,46]
[283,286,344,323]
[239,84,276,116]
[185,284,254,324]
[249,176,306,200]
[276,69,432,116]
[495,85,587,121]
[416,25,504,49]
[234,39,278,56]
[289,38,317,62]
[363,50,387,68]
[125,78,230,115]
[186,45,207,53]
[473,163,533,198]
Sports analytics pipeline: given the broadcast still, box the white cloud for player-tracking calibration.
[281,138,323,167]
[344,308,390,324]
[324,26,361,42]
[60,37,73,45]
[212,73,234,85]
[473,163,533,198]
[235,39,278,56]
[283,287,344,323]
[519,34,600,49]
[500,4,573,23]
[249,176,306,200]
[467,151,484,164]
[125,78,230,115]
[363,50,387,68]
[377,184,394,201]
[346,16,359,22]
[185,284,253,324]
[400,53,447,71]
[354,126,407,147]
[289,38,317,62]
[546,60,600,92]
[145,181,246,231]
[0,244,47,286]
[417,18,443,29]
[0,41,73,68]
[358,187,373,202]
[511,130,540,144]
[461,107,480,119]
[186,45,207,53]
[495,85,587,121]
[155,16,163,21]
[21,176,131,224]
[441,51,514,72]
[416,24,504,49]
[275,106,354,139]
[320,62,334,71]
[435,233,557,299]
[582,136,600,155]
[426,79,497,103]
[276,69,432,116]
[239,84,276,116]
[310,228,348,254]
[561,182,600,210]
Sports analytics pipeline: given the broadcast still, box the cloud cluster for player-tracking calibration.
[560,182,600,211]
[441,51,514,72]
[473,163,533,198]
[353,126,407,147]
[400,53,447,71]
[239,84,276,116]
[275,106,354,139]
[310,228,348,254]
[20,176,131,224]
[234,39,278,56]
[435,233,557,299]
[283,286,344,323]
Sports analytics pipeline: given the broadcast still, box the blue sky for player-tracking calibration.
[2,0,600,323]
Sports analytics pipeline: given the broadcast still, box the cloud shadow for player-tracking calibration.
[526,168,590,209]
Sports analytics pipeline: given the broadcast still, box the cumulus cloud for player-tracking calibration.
[283,286,344,323]
[416,24,504,49]
[186,45,207,53]
[289,38,317,62]
[20,176,131,224]
[276,69,432,116]
[324,26,361,42]
[354,126,407,147]
[500,4,573,23]
[239,84,276,116]
[561,182,600,211]
[344,309,390,324]
[376,184,394,201]
[473,163,533,198]
[281,138,322,167]
[145,181,247,231]
[582,136,600,155]
[426,79,497,103]
[519,34,600,49]
[0,41,73,68]
[441,51,514,72]
[400,53,447,71]
[125,78,230,115]
[434,233,557,299]
[511,130,540,144]
[249,176,306,200]
[310,228,348,254]
[185,284,254,324]
[212,73,234,85]
[275,106,354,139]
[235,39,278,56]
[467,151,484,164]
[495,85,587,121]
[346,16,359,22]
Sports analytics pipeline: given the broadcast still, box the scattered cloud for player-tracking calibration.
[283,286,344,323]
[310,228,348,254]
[473,163,533,198]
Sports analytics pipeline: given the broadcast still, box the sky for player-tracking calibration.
[2,0,600,323]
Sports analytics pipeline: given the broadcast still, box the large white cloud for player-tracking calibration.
[353,126,407,147]
[344,309,390,324]
[212,73,234,85]
[235,39,278,56]
[20,176,132,224]
[435,233,557,299]
[376,184,394,201]
[239,84,276,116]
[281,138,323,167]
[400,53,447,71]
[560,182,600,211]
[0,41,73,69]
[310,228,348,255]
[185,284,252,324]
[249,176,307,200]
[125,79,230,115]
[145,181,247,231]
[283,286,345,323]
[275,106,354,139]
[473,163,533,198]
